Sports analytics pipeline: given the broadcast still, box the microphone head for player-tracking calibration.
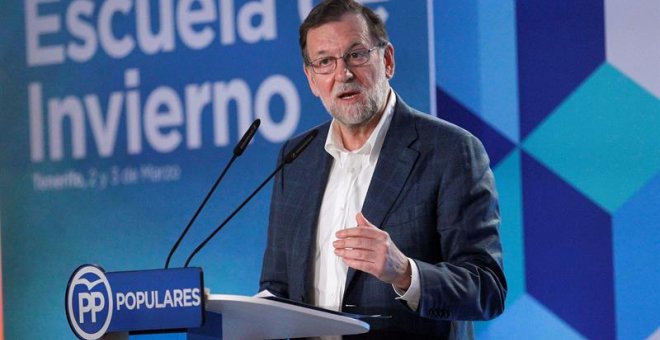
[284,129,318,164]
[233,119,261,156]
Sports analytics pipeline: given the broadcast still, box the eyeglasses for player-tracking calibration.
[306,43,386,75]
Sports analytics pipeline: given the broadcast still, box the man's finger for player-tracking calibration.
[335,247,374,262]
[333,237,375,250]
[336,225,380,239]
[356,211,370,227]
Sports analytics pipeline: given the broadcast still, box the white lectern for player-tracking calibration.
[188,294,370,339]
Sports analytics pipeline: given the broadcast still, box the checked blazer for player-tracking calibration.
[260,95,506,339]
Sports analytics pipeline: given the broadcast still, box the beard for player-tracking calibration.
[321,76,389,128]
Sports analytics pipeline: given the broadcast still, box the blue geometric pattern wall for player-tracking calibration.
[434,1,660,339]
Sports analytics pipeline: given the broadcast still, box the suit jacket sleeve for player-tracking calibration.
[415,130,506,321]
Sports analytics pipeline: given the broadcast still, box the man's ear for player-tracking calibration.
[383,43,395,79]
[303,63,320,97]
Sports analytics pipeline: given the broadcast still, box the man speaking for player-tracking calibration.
[259,1,506,338]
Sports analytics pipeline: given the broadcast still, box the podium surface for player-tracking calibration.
[204,294,369,339]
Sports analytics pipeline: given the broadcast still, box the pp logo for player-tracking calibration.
[66,265,113,340]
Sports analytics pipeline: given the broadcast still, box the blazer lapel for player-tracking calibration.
[344,96,420,292]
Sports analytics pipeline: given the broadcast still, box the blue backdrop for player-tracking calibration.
[1,1,658,339]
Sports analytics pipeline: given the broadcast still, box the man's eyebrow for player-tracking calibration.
[310,42,367,59]
[311,49,330,58]
[346,42,366,51]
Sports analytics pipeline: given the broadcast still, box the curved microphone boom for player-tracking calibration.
[164,119,261,269]
[183,129,319,267]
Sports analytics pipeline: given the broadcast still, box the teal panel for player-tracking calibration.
[478,0,520,142]
[613,174,660,340]
[477,293,586,339]
[523,63,660,212]
[493,148,525,304]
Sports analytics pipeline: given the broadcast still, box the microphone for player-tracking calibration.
[183,129,319,267]
[164,119,261,269]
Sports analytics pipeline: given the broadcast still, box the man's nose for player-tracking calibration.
[334,58,354,82]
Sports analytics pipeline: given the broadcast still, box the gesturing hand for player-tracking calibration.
[334,212,412,290]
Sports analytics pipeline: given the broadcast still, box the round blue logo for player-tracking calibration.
[66,265,113,340]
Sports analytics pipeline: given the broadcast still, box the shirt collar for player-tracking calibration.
[324,89,396,164]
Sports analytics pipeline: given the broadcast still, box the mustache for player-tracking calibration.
[332,83,363,97]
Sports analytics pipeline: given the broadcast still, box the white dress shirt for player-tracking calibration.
[258,91,421,331]
[311,90,421,314]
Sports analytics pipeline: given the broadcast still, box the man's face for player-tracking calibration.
[303,13,394,128]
